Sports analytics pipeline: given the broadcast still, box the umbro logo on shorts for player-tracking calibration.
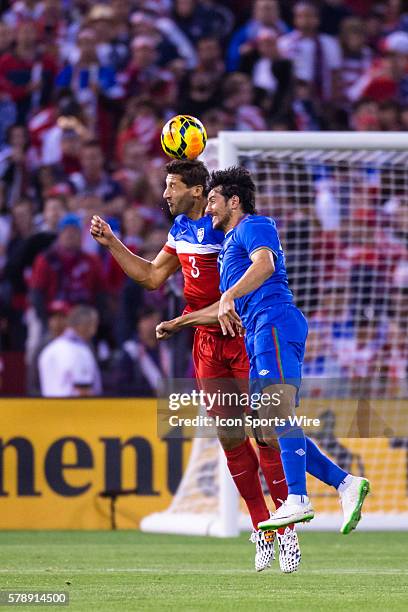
[295,448,306,456]
[259,369,270,376]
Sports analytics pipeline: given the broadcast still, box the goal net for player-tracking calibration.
[141,132,408,535]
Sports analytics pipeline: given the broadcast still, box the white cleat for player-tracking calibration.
[250,529,275,572]
[277,527,301,573]
[339,476,370,534]
[258,498,314,531]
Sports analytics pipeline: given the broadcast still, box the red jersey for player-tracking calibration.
[163,214,224,331]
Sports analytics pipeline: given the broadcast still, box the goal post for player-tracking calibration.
[140,132,408,536]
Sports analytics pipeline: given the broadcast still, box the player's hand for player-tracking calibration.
[90,215,115,247]
[218,291,242,337]
[156,320,179,340]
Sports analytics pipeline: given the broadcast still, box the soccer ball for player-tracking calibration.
[161,115,207,160]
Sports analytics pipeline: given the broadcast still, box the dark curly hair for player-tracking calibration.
[208,166,256,214]
[166,159,209,192]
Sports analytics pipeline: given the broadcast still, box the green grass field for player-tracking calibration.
[0,531,407,611]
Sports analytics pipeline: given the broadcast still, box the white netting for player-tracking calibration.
[240,145,408,521]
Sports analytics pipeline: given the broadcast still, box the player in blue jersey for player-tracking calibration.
[91,160,299,571]
[163,166,370,533]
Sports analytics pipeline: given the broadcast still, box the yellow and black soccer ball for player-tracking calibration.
[161,114,207,160]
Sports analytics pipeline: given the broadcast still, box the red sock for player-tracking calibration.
[258,445,294,534]
[224,438,269,530]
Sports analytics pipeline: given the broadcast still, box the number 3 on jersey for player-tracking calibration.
[189,255,200,278]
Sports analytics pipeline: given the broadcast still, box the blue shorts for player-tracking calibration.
[244,303,308,399]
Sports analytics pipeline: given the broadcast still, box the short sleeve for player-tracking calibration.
[237,218,280,259]
[163,229,177,256]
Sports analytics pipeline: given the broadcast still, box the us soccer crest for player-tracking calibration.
[197,227,204,243]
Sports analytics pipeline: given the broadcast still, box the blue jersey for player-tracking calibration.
[218,215,293,327]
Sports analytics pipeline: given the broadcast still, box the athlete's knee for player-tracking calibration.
[218,433,245,451]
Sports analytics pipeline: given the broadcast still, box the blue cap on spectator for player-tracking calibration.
[58,213,82,231]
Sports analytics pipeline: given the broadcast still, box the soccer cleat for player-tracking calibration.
[258,498,314,531]
[339,476,370,535]
[277,527,301,573]
[249,528,276,572]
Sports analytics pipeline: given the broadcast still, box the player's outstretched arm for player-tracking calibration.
[90,215,179,289]
[156,301,244,340]
[156,301,220,340]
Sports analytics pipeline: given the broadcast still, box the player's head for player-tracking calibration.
[294,2,319,35]
[67,305,99,341]
[206,166,256,231]
[163,159,209,217]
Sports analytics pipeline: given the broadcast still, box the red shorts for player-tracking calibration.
[192,328,250,418]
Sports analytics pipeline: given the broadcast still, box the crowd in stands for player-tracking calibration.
[0,0,408,396]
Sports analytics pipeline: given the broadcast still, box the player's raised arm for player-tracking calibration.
[90,215,180,290]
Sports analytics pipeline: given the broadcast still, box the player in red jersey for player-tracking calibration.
[90,160,299,573]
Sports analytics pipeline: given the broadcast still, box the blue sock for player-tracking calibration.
[276,425,307,495]
[306,437,348,489]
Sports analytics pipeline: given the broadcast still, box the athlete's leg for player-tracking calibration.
[258,383,308,498]
[227,336,290,513]
[193,330,270,531]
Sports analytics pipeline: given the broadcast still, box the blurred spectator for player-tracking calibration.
[201,107,228,137]
[87,2,130,71]
[278,2,342,102]
[196,37,225,80]
[179,70,220,116]
[3,0,44,28]
[69,140,123,203]
[337,17,372,109]
[292,78,322,130]
[239,28,293,119]
[0,21,57,123]
[130,10,195,69]
[27,299,70,396]
[0,124,37,210]
[227,0,288,71]
[123,34,176,101]
[116,97,163,160]
[36,195,68,232]
[172,0,232,46]
[38,304,101,397]
[121,206,146,252]
[113,307,170,396]
[3,198,36,348]
[30,213,106,330]
[39,106,90,168]
[222,73,267,130]
[349,98,380,131]
[350,31,408,104]
[378,100,401,130]
[113,139,148,200]
[56,28,124,134]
